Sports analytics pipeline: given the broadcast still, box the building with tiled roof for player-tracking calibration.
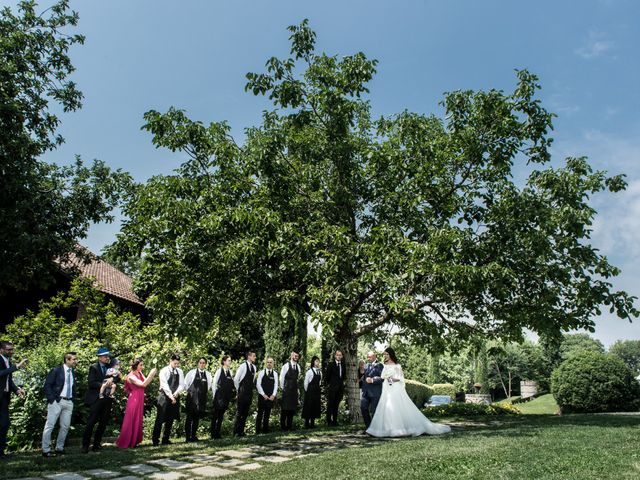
[0,246,145,328]
[60,248,143,307]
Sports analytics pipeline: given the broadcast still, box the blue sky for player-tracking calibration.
[6,1,639,345]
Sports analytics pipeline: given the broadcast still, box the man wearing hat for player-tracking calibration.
[82,347,117,453]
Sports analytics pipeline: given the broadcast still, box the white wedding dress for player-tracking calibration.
[366,363,451,437]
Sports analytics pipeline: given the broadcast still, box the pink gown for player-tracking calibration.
[116,372,146,448]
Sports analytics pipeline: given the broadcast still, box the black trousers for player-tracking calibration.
[360,392,380,428]
[326,387,344,425]
[0,394,10,455]
[82,397,113,449]
[233,399,251,436]
[280,409,295,431]
[185,408,204,441]
[152,400,179,445]
[210,407,226,439]
[256,397,274,433]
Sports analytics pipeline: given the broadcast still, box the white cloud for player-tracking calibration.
[575,31,615,59]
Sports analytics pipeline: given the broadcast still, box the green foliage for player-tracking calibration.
[551,352,640,413]
[0,1,131,292]
[608,339,640,376]
[430,383,456,398]
[110,20,637,421]
[5,278,197,450]
[404,379,434,407]
[559,333,605,361]
[423,402,521,417]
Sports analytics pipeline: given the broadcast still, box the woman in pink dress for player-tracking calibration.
[116,358,156,448]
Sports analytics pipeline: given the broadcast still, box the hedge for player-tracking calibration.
[405,380,434,407]
[430,383,456,398]
[423,402,520,417]
[551,351,640,413]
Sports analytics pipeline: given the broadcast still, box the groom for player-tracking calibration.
[360,351,383,430]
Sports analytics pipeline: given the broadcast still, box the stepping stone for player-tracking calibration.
[183,454,222,463]
[147,459,195,469]
[148,473,187,480]
[45,475,89,480]
[236,463,263,471]
[122,465,159,475]
[218,449,256,459]
[216,458,245,467]
[111,477,141,480]
[189,466,234,477]
[9,478,43,480]
[84,470,121,479]
[260,455,292,463]
[270,449,301,457]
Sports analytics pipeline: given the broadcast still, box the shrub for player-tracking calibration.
[551,352,640,413]
[423,402,520,417]
[430,383,456,398]
[405,380,434,407]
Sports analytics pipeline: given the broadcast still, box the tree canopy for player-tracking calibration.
[0,0,130,293]
[110,20,638,418]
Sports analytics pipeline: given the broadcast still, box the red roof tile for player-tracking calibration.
[58,248,144,306]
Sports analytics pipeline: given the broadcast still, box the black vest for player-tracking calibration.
[214,369,234,409]
[168,368,180,392]
[261,369,276,396]
[238,362,255,402]
[188,370,208,410]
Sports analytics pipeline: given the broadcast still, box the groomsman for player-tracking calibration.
[184,357,212,442]
[0,341,27,459]
[325,350,345,426]
[360,351,383,429]
[152,354,185,446]
[82,347,117,453]
[233,351,256,437]
[255,357,278,434]
[279,350,300,431]
[42,352,77,457]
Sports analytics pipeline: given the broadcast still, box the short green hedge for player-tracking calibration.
[405,379,434,407]
[430,383,456,398]
[423,402,520,417]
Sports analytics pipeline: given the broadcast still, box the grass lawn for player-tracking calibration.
[3,414,639,479]
[516,393,560,415]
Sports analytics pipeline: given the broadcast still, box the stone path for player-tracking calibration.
[12,433,392,480]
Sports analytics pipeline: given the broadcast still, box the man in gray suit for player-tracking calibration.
[360,351,383,430]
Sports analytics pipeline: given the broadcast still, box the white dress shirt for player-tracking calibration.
[184,368,213,391]
[256,368,279,397]
[233,361,256,390]
[61,364,74,398]
[279,361,299,389]
[158,365,185,397]
[303,367,322,391]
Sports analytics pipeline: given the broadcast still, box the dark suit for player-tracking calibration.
[44,365,77,404]
[82,362,114,450]
[0,356,19,456]
[360,361,383,428]
[325,360,345,425]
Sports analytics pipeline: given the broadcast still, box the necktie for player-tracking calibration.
[65,368,72,398]
[3,357,8,392]
[101,364,106,376]
[338,362,342,378]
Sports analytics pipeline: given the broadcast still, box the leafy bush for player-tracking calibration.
[551,352,640,413]
[405,380,434,407]
[430,383,456,398]
[423,402,520,417]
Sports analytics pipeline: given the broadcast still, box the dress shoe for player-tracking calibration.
[81,446,89,454]
[55,449,65,455]
[42,451,56,458]
[161,440,172,445]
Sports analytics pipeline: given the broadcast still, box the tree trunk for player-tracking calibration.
[342,337,362,423]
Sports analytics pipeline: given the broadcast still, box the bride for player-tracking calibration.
[366,347,451,437]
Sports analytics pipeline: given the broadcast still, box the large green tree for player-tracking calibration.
[609,339,640,376]
[112,21,637,420]
[0,1,130,293]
